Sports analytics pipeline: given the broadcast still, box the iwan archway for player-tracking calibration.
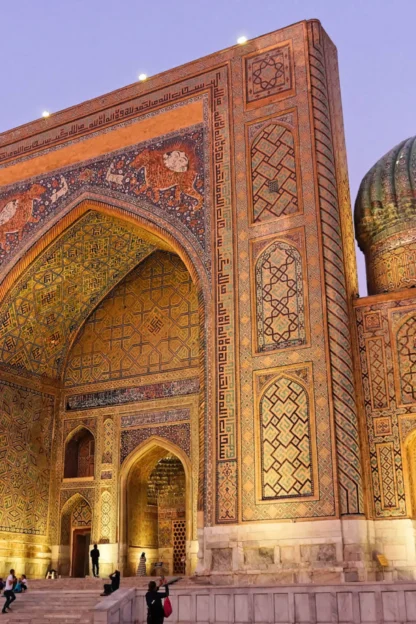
[120,437,193,576]
[0,194,210,578]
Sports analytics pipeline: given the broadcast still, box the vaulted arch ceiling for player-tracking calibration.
[0,209,171,380]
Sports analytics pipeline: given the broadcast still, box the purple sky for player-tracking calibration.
[1,0,415,295]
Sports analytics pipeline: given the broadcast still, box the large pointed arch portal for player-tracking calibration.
[0,194,212,576]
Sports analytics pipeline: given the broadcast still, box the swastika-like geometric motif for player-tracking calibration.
[396,315,416,404]
[251,124,299,223]
[65,251,199,386]
[0,210,155,379]
[255,240,305,352]
[377,443,398,509]
[245,44,293,103]
[100,491,111,542]
[260,376,313,499]
[0,381,54,535]
[367,338,389,410]
[102,418,114,464]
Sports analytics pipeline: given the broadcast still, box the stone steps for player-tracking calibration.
[28,575,187,590]
[0,590,103,624]
[0,577,189,623]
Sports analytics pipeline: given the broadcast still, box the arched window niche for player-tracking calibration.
[64,427,95,479]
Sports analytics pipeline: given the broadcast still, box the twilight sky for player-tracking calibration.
[1,0,415,295]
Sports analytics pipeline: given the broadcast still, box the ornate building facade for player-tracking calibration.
[0,19,414,583]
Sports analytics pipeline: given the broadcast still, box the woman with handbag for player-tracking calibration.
[146,579,170,624]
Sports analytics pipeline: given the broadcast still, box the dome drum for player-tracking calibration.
[364,227,416,294]
[355,137,416,295]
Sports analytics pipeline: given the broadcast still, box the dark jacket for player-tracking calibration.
[110,571,120,591]
[146,585,169,618]
[90,548,100,561]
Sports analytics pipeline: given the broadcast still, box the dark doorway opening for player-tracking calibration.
[72,529,91,577]
[64,428,95,479]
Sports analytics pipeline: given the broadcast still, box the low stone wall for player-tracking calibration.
[92,587,136,624]
[93,582,416,623]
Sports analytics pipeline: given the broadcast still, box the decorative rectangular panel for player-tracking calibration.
[248,113,301,224]
[253,231,307,354]
[245,43,294,105]
[366,337,389,410]
[255,364,317,503]
[376,443,399,510]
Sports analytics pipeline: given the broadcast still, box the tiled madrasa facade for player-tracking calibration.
[0,19,415,584]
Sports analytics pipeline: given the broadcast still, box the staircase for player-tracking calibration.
[0,590,103,623]
[0,577,188,623]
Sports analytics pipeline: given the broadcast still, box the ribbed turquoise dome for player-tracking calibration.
[355,137,416,252]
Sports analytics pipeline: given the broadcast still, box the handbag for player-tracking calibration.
[164,596,172,618]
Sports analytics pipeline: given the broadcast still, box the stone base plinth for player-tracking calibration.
[196,518,416,582]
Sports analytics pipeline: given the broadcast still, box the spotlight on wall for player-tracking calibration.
[42,111,51,118]
[138,73,147,81]
[237,35,248,45]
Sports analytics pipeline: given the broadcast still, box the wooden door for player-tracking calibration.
[72,529,91,577]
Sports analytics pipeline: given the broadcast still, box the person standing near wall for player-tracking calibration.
[137,552,146,576]
[90,544,100,578]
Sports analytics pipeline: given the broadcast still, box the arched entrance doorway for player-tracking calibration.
[121,439,192,576]
[59,494,92,577]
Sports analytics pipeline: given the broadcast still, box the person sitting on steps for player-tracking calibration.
[101,569,120,596]
[21,575,28,592]
[14,577,22,593]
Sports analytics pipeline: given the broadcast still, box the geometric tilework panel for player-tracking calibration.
[355,302,409,518]
[260,376,313,499]
[120,423,190,465]
[60,495,92,546]
[65,251,199,387]
[396,315,416,405]
[255,240,305,352]
[408,436,416,517]
[102,418,114,464]
[251,124,299,223]
[0,381,54,535]
[100,491,111,543]
[308,23,363,515]
[245,44,293,104]
[0,210,155,379]
[367,337,389,410]
[72,498,92,527]
[376,443,398,510]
